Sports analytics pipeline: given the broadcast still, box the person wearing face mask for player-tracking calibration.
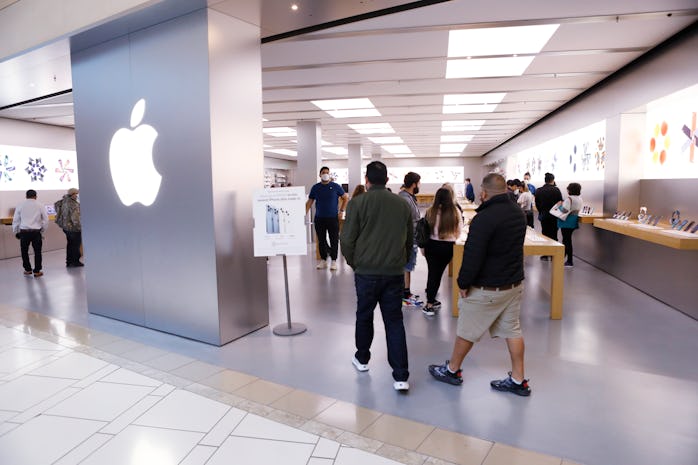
[54,187,84,267]
[306,167,348,270]
[398,171,423,307]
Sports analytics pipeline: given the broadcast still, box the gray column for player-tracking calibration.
[347,143,362,192]
[70,6,267,345]
[604,113,644,215]
[296,121,322,195]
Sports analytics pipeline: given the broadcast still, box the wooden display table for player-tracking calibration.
[593,218,698,250]
[579,213,606,224]
[451,228,565,319]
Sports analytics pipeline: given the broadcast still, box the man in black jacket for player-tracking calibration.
[534,172,563,251]
[428,173,531,396]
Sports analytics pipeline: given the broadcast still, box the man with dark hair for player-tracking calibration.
[535,172,563,259]
[398,171,423,307]
[341,161,412,392]
[429,173,531,396]
[306,166,348,270]
[465,178,475,203]
[12,189,49,277]
[523,172,536,195]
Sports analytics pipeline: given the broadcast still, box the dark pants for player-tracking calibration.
[561,228,575,264]
[354,274,409,382]
[64,230,82,265]
[315,216,339,260]
[540,214,559,242]
[424,240,454,304]
[525,210,534,228]
[19,230,42,273]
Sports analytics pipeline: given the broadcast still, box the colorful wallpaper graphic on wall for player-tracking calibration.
[0,145,79,191]
[644,83,698,179]
[507,120,606,183]
[0,154,16,182]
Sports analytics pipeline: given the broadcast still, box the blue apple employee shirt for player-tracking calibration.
[309,182,345,218]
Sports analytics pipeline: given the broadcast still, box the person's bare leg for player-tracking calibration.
[448,336,474,371]
[404,271,411,294]
[505,337,525,381]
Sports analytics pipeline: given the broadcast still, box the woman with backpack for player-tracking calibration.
[421,187,463,316]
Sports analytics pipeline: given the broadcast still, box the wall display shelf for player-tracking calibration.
[593,218,698,250]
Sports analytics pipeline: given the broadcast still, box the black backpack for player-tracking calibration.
[415,217,430,248]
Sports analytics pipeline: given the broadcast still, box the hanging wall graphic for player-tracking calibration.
[507,120,606,183]
[644,83,698,179]
[0,145,79,191]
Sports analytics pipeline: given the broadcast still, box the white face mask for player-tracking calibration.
[320,174,330,182]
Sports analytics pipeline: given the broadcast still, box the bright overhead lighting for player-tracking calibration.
[312,98,374,110]
[327,109,381,118]
[393,153,415,158]
[291,3,298,11]
[263,127,297,137]
[440,144,467,153]
[439,153,462,157]
[311,98,381,118]
[442,120,485,131]
[349,123,395,134]
[441,135,474,142]
[443,104,498,114]
[447,24,559,57]
[446,56,534,78]
[368,136,404,144]
[267,149,297,156]
[382,145,412,154]
[444,93,505,105]
[323,146,348,155]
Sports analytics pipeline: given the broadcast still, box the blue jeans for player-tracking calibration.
[354,274,409,382]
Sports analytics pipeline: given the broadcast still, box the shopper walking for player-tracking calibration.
[341,161,412,392]
[55,187,84,267]
[421,187,463,316]
[534,172,563,258]
[428,174,531,396]
[398,171,423,307]
[12,189,49,277]
[305,166,348,270]
[517,181,535,228]
[556,183,583,267]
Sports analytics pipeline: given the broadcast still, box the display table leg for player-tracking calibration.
[550,249,564,319]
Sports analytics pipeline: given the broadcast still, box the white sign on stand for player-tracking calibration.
[252,186,308,336]
[252,187,307,257]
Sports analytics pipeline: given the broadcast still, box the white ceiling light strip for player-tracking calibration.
[311,98,381,118]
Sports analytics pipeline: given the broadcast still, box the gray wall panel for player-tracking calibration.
[208,10,268,343]
[72,35,147,326]
[71,7,268,344]
[575,223,698,319]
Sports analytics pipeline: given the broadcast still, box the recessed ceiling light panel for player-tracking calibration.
[263,127,297,137]
[368,136,404,144]
[446,56,534,78]
[440,144,467,153]
[349,123,395,134]
[441,120,485,131]
[447,24,559,57]
[382,145,412,154]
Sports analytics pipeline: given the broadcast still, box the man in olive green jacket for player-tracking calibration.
[341,161,413,392]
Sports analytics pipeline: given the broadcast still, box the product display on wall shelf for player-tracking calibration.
[683,220,695,232]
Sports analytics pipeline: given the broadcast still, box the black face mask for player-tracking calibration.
[413,186,420,195]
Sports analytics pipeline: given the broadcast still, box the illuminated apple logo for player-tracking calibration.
[109,99,161,206]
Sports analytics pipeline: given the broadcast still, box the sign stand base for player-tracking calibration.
[272,254,307,336]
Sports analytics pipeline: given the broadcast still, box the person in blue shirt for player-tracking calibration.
[524,172,536,195]
[465,178,475,203]
[306,166,348,270]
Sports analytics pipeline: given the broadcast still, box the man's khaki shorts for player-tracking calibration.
[456,284,523,342]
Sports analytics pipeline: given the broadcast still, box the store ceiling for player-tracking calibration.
[0,0,696,159]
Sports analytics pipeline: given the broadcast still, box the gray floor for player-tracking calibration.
[2,247,697,465]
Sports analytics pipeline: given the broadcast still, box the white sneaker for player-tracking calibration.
[393,381,409,391]
[330,260,338,270]
[352,356,369,372]
[316,260,328,269]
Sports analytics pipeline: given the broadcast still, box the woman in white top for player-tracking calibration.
[517,181,534,228]
[421,187,463,316]
[555,182,583,267]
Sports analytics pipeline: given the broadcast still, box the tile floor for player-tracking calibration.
[0,307,576,465]
[1,246,696,465]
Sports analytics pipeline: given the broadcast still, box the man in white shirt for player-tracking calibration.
[12,189,49,277]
